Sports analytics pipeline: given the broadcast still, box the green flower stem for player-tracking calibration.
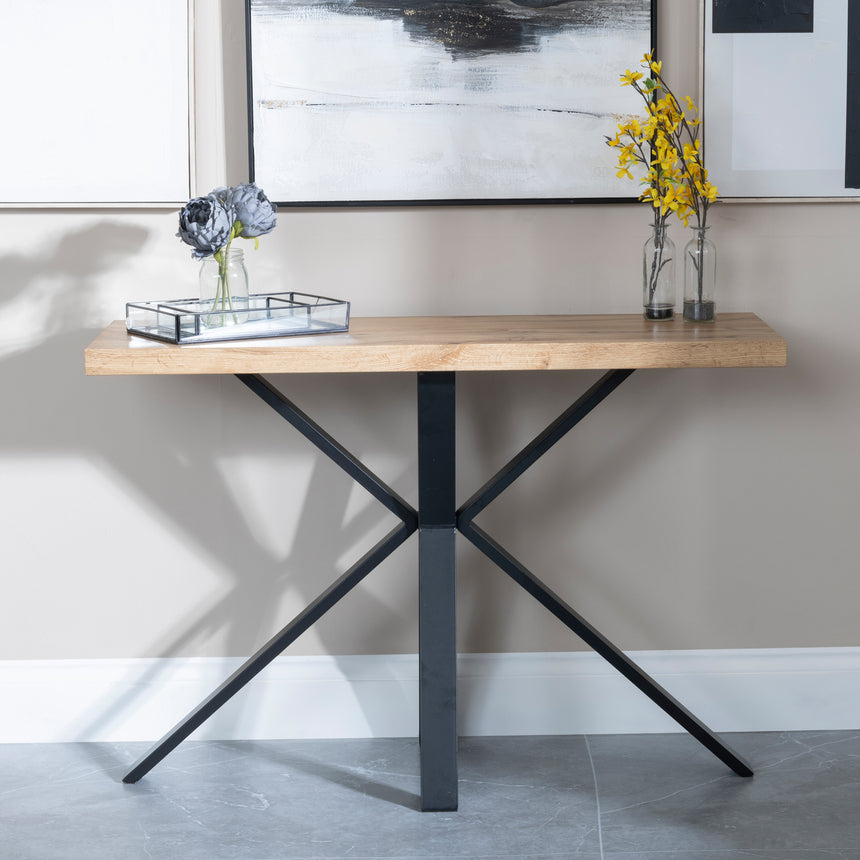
[210,225,243,324]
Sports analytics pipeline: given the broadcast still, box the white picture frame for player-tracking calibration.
[0,0,193,207]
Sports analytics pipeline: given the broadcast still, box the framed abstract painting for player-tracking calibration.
[704,0,860,199]
[246,0,655,205]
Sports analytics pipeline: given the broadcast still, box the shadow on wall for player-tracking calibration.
[0,222,148,333]
[0,222,417,749]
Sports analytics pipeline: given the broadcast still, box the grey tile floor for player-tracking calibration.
[1,731,858,859]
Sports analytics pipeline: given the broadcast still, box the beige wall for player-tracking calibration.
[1,0,858,661]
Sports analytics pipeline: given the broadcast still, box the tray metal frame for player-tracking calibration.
[126,291,350,344]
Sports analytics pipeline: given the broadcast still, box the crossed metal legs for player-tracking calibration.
[456,370,753,780]
[122,373,419,788]
[122,368,751,810]
[122,372,458,811]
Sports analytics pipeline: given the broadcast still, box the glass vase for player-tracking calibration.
[199,247,249,325]
[683,226,716,323]
[642,223,676,320]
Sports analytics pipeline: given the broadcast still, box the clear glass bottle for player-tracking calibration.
[199,247,249,325]
[642,222,676,320]
[683,226,716,323]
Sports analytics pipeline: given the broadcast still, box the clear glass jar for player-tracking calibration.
[199,247,249,324]
[642,223,676,320]
[683,226,716,323]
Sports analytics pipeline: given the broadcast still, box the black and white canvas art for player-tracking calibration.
[246,0,654,205]
[704,0,860,198]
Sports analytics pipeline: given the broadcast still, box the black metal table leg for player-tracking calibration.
[458,370,635,526]
[457,369,754,779]
[123,522,413,784]
[460,521,753,777]
[237,374,416,524]
[417,371,459,811]
[123,375,417,784]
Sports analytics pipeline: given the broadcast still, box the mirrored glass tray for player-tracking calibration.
[126,292,350,344]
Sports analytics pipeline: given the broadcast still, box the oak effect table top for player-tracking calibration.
[84,313,786,375]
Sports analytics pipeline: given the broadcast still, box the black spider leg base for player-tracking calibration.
[123,373,418,787]
[456,369,754,779]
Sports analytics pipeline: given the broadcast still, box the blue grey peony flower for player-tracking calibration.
[177,194,236,259]
[213,183,277,238]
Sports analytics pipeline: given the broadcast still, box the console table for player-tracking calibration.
[85,313,786,811]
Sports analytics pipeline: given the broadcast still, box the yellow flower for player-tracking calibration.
[659,186,680,216]
[617,167,634,180]
[682,140,701,161]
[701,182,719,202]
[618,144,636,164]
[621,69,644,86]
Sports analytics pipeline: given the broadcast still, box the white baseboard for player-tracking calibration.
[1,648,858,743]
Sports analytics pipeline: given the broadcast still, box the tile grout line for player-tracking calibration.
[584,735,605,860]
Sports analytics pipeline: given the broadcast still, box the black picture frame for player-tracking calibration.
[246,0,656,207]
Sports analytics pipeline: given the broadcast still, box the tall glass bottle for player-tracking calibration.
[642,222,676,320]
[683,226,716,322]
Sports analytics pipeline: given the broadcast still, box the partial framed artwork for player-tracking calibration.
[0,0,191,206]
[246,0,655,206]
[703,0,860,200]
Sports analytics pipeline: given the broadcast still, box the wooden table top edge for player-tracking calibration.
[84,313,787,375]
